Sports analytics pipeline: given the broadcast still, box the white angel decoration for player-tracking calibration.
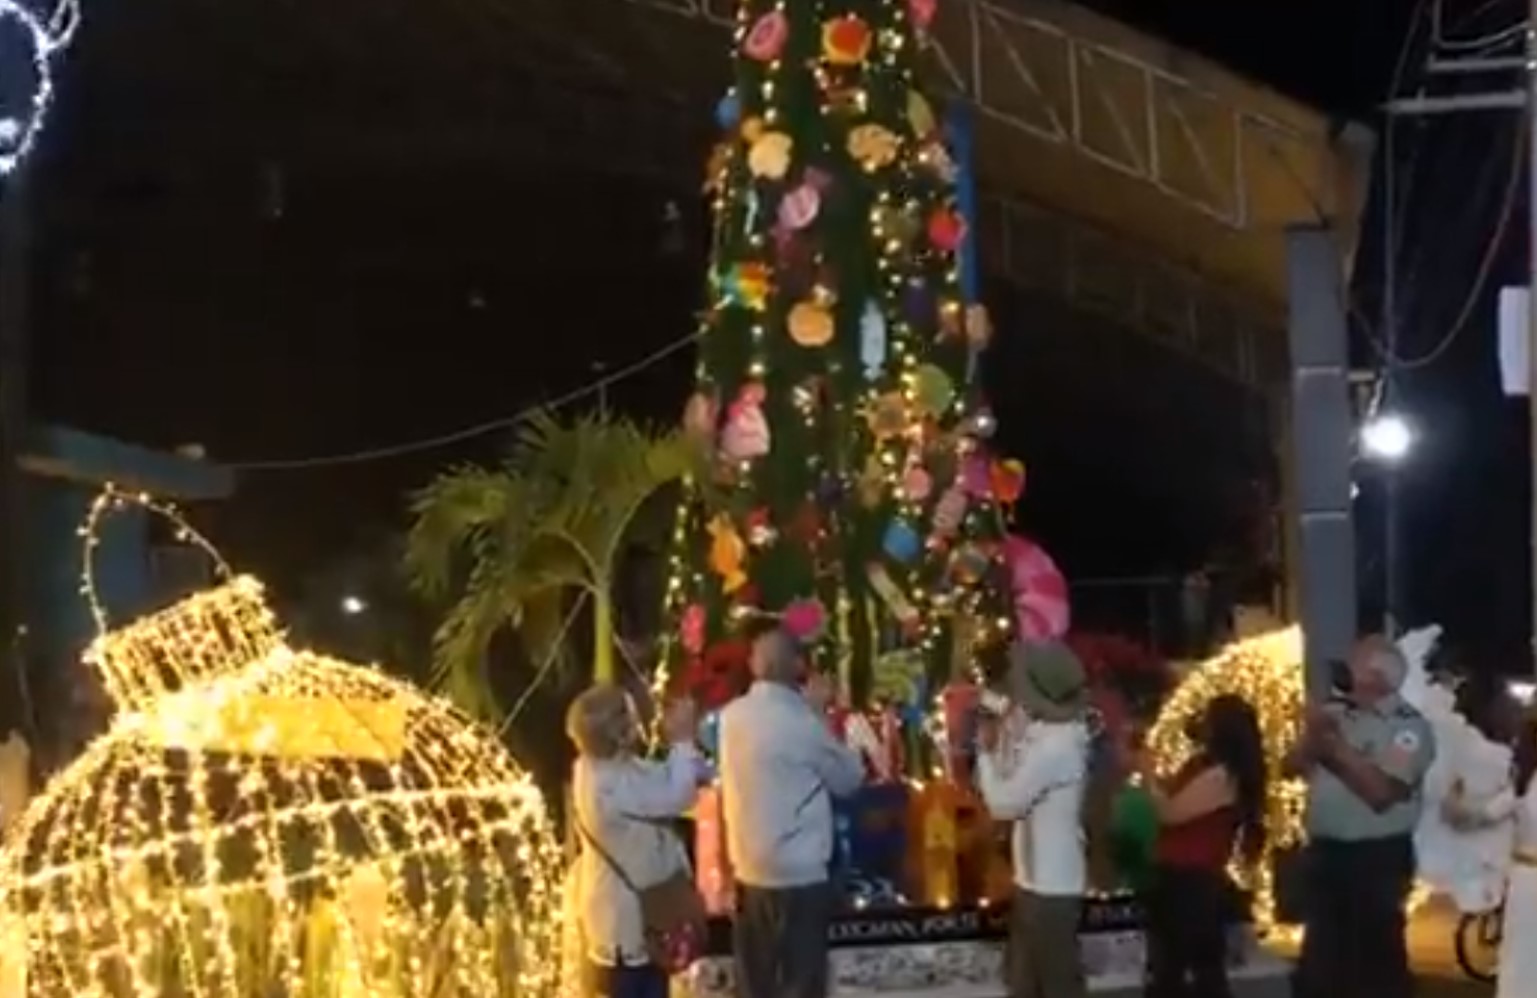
[1404,626,1518,915]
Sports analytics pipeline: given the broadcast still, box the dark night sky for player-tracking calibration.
[16,0,1534,656]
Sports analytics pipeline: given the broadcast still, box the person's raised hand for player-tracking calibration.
[662,698,698,746]
[803,671,836,712]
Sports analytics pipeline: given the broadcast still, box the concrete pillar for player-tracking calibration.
[1286,225,1357,701]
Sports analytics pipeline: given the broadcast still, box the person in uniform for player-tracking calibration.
[1289,634,1435,998]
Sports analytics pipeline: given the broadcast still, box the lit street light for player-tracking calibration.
[1360,413,1415,463]
[340,595,367,616]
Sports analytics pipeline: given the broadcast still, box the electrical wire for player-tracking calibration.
[227,329,701,471]
[1375,114,1525,370]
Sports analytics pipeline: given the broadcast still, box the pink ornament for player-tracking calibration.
[909,0,938,31]
[960,453,992,497]
[778,184,821,231]
[681,603,706,655]
[1003,535,1071,641]
[782,598,827,642]
[744,10,789,61]
[902,465,933,502]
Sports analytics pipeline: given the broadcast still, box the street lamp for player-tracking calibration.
[1360,412,1415,463]
[340,595,367,616]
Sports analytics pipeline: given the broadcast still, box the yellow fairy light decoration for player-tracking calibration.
[0,487,563,998]
[1147,627,1305,936]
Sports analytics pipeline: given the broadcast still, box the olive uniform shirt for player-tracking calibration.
[1304,694,1436,842]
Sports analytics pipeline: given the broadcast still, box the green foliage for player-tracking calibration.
[405,412,692,714]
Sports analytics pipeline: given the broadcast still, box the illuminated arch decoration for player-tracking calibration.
[0,488,564,997]
[0,0,80,177]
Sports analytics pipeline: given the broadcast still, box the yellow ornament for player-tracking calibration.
[788,300,836,347]
[747,130,794,180]
[740,116,765,143]
[907,89,937,138]
[708,514,749,592]
[846,123,900,171]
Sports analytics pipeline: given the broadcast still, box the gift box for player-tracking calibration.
[694,785,734,915]
[838,782,911,893]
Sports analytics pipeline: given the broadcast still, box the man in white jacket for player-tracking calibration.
[720,628,866,998]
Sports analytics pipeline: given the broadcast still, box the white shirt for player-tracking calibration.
[570,743,699,965]
[976,717,1089,897]
[719,681,866,888]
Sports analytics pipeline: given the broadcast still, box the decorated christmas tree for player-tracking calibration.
[663,0,1029,713]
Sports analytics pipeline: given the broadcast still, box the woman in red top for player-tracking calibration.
[1137,694,1268,998]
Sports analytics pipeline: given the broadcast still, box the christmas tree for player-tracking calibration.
[664,0,1022,706]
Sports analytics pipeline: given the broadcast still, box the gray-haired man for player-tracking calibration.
[719,629,865,998]
[1290,635,1435,998]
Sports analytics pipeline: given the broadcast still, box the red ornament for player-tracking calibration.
[744,10,789,61]
[927,208,965,253]
[822,15,873,66]
[909,0,939,32]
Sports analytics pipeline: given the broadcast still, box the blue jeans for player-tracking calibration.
[585,962,668,998]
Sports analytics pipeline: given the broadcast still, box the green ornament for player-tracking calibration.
[912,363,955,417]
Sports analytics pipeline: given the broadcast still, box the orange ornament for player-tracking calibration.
[822,15,873,66]
[990,458,1026,505]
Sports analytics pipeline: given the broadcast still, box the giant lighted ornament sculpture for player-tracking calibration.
[0,489,563,998]
[0,0,80,177]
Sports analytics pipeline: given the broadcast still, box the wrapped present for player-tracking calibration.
[694,785,734,915]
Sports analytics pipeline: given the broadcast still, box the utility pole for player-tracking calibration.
[0,167,32,742]
[1384,5,1537,657]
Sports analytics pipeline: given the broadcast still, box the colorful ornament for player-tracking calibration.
[882,520,922,563]
[744,10,789,61]
[927,208,965,253]
[990,458,1026,505]
[782,598,827,643]
[949,543,991,585]
[681,603,706,656]
[720,383,771,462]
[682,391,718,443]
[715,91,741,130]
[964,303,993,348]
[721,261,771,310]
[859,300,888,379]
[907,90,937,138]
[778,182,821,230]
[909,0,939,32]
[912,363,956,417]
[740,116,764,143]
[1004,534,1070,641]
[866,392,909,440]
[847,123,901,171]
[748,131,793,180]
[821,14,873,66]
[788,300,836,348]
[708,515,749,594]
[930,485,968,540]
[901,465,933,502]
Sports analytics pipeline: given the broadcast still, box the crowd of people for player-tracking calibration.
[560,624,1537,998]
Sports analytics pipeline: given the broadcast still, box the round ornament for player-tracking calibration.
[822,14,873,66]
[740,116,765,143]
[782,598,828,642]
[715,90,742,130]
[788,301,836,347]
[927,208,965,253]
[902,465,934,502]
[744,10,789,61]
[778,182,821,230]
[748,131,794,180]
[909,0,939,32]
[882,519,922,563]
[991,458,1026,505]
[913,363,956,416]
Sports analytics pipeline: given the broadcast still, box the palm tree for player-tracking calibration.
[405,411,691,717]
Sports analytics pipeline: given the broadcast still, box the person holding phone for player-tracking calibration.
[719,628,865,998]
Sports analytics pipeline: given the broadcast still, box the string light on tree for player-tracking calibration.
[0,0,80,177]
[0,486,564,998]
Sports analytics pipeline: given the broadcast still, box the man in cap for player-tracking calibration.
[976,640,1092,998]
[720,627,865,998]
[1290,634,1435,998]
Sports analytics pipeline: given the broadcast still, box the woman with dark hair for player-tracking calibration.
[1136,694,1269,998]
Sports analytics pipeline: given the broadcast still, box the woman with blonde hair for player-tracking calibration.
[567,684,700,998]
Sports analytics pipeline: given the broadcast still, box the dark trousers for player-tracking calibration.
[1144,865,1232,998]
[1295,836,1414,998]
[733,882,834,998]
[1005,889,1085,998]
[583,962,668,998]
